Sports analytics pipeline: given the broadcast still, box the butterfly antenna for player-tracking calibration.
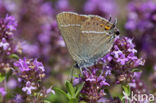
[111,18,117,29]
[108,16,112,22]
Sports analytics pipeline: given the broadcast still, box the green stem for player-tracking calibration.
[68,99,79,103]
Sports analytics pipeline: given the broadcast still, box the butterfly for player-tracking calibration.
[56,12,119,68]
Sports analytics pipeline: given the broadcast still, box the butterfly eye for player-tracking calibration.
[105,25,110,30]
[115,30,120,35]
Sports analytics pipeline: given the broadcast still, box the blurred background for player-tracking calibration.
[0,0,156,102]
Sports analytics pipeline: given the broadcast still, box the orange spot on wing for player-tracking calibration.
[105,26,110,30]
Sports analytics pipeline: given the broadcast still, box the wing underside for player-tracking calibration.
[56,12,115,68]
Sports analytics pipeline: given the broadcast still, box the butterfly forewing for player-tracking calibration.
[56,12,88,62]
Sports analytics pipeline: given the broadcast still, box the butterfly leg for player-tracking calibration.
[69,65,75,83]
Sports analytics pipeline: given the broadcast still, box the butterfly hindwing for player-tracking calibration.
[79,15,115,67]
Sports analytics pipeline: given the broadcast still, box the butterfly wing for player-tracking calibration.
[78,15,115,67]
[56,12,88,63]
[57,12,116,68]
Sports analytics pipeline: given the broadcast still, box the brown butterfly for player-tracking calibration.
[56,12,119,68]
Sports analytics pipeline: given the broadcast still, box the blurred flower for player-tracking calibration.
[0,38,9,50]
[21,41,39,57]
[84,0,118,17]
[0,14,19,75]
[56,0,71,11]
[125,0,156,61]
[22,81,37,95]
[15,94,23,103]
[125,1,156,32]
[46,87,55,95]
[129,72,149,103]
[150,65,156,89]
[0,15,17,55]
[97,97,108,103]
[0,1,9,17]
[0,87,6,96]
[7,79,17,89]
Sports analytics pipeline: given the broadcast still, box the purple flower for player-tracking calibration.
[40,2,54,16]
[125,1,156,32]
[74,67,110,102]
[33,59,45,72]
[97,76,110,86]
[14,58,30,72]
[46,87,55,95]
[22,81,37,95]
[56,0,70,11]
[14,57,46,95]
[4,15,17,32]
[0,15,17,54]
[7,79,17,89]
[102,36,144,68]
[0,87,6,96]
[0,15,17,37]
[0,38,9,50]
[14,57,45,78]
[21,42,39,57]
[73,77,82,85]
[125,0,156,63]
[116,54,129,65]
[15,94,23,103]
[84,0,118,17]
[97,97,108,103]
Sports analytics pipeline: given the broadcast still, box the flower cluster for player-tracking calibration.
[0,15,18,75]
[125,1,156,33]
[14,58,45,95]
[129,72,148,95]
[102,37,144,84]
[0,15,17,55]
[102,37,144,69]
[125,0,156,61]
[74,36,145,102]
[74,67,109,102]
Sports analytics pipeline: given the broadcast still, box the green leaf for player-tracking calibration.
[75,82,84,97]
[131,68,142,72]
[122,85,130,96]
[9,54,19,60]
[6,71,12,81]
[0,73,5,83]
[44,100,51,103]
[53,87,69,99]
[67,93,72,100]
[65,81,75,97]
